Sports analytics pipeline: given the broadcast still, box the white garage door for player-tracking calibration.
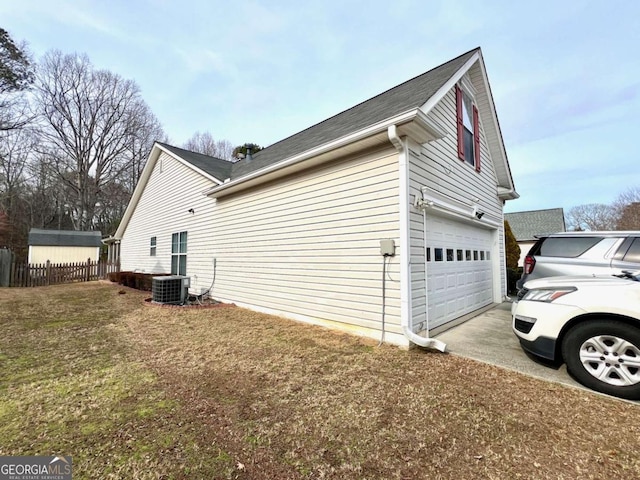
[425,214,494,329]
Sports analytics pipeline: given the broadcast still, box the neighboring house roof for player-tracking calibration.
[28,229,103,247]
[231,49,478,180]
[505,208,566,241]
[157,143,233,180]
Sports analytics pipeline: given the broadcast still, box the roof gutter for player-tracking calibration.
[497,186,520,200]
[388,124,446,352]
[205,109,427,198]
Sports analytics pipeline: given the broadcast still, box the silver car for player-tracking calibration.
[517,231,640,290]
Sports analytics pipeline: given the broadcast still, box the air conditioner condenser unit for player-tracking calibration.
[152,275,190,305]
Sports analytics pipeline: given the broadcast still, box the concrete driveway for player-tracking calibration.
[435,302,640,404]
[434,301,583,390]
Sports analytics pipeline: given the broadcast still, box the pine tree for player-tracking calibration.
[504,220,520,271]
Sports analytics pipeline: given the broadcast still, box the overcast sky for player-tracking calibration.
[2,0,639,213]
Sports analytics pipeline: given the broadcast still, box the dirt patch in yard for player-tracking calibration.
[1,283,640,479]
[143,296,236,308]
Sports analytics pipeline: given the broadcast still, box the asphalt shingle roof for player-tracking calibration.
[158,143,234,181]
[505,208,566,241]
[230,48,480,180]
[28,229,103,247]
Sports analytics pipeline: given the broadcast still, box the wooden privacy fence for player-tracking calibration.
[6,259,120,287]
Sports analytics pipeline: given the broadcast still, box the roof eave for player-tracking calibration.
[156,144,227,185]
[206,110,446,199]
[114,143,227,240]
[498,186,520,200]
[418,50,518,201]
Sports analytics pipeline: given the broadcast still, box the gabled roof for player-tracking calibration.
[114,142,233,239]
[28,229,102,247]
[505,208,566,241]
[231,49,479,179]
[208,47,517,200]
[116,47,518,239]
[157,143,233,180]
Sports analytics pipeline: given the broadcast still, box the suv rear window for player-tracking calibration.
[535,236,603,258]
[622,238,640,263]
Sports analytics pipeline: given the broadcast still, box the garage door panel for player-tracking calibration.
[426,214,494,329]
[446,273,456,288]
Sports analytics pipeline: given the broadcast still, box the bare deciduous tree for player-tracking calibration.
[25,153,70,231]
[614,187,640,230]
[33,50,164,230]
[565,203,619,231]
[123,101,167,194]
[0,127,36,251]
[183,131,235,160]
[0,127,32,206]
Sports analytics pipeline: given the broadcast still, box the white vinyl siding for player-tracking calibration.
[119,151,219,293]
[212,148,402,340]
[409,78,506,333]
[120,147,403,343]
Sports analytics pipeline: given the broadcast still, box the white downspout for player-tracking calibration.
[423,208,431,334]
[388,125,446,352]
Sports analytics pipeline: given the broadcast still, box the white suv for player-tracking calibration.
[512,271,640,400]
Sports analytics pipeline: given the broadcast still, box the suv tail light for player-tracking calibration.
[524,255,536,274]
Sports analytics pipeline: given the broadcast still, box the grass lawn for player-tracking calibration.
[1,283,639,479]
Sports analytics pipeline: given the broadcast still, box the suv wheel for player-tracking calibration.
[561,320,640,400]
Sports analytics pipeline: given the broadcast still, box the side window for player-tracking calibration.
[622,238,640,263]
[150,236,157,256]
[171,231,187,275]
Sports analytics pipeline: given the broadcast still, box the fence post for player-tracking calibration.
[46,260,51,286]
[9,256,15,287]
[86,258,91,282]
[0,249,11,287]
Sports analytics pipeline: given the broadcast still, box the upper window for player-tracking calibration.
[150,236,157,256]
[456,84,480,172]
[171,231,187,275]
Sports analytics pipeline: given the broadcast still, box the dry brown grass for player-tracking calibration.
[1,283,640,479]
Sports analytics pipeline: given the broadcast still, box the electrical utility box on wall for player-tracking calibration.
[380,239,396,257]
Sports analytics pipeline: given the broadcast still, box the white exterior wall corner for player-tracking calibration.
[119,151,220,293]
[408,85,507,333]
[212,147,408,346]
